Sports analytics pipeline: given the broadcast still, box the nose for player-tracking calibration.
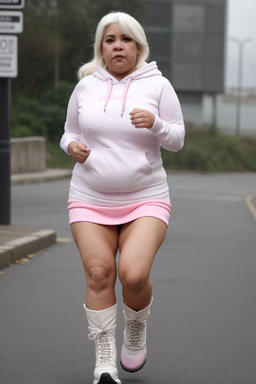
[113,39,123,50]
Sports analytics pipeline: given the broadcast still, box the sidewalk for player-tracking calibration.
[0,169,72,270]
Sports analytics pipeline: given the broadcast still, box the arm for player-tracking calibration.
[60,82,90,162]
[130,79,185,152]
[60,86,81,155]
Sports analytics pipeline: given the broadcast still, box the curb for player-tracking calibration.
[0,169,69,271]
[0,229,57,270]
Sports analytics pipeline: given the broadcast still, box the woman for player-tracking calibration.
[60,11,185,384]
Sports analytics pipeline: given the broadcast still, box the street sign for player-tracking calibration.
[0,35,17,77]
[0,11,23,33]
[0,0,24,9]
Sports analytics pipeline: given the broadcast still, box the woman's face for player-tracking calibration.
[102,23,139,80]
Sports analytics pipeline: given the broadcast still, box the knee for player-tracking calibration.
[119,268,148,294]
[87,266,115,292]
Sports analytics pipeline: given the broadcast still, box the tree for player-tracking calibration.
[12,0,147,99]
[13,0,89,98]
[11,0,147,141]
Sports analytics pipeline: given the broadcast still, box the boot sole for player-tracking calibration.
[98,372,119,384]
[120,358,146,373]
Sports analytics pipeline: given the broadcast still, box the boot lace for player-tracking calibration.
[88,326,116,364]
[128,320,146,348]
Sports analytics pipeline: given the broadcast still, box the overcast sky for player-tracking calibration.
[225,0,256,90]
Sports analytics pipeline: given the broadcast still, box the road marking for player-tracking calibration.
[56,238,73,243]
[216,196,242,201]
[245,195,256,222]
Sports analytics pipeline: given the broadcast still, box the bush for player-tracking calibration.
[11,97,47,137]
[161,130,256,172]
[11,81,75,143]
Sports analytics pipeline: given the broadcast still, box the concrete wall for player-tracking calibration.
[11,137,46,174]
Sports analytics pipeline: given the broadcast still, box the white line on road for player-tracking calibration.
[246,195,256,222]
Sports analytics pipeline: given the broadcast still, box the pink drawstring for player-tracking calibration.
[121,77,132,117]
[104,78,113,113]
[104,77,133,117]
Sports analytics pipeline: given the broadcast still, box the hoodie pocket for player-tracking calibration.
[80,147,153,193]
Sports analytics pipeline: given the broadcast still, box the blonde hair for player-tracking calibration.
[78,11,150,79]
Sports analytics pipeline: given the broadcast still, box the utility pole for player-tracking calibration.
[231,38,251,136]
[0,78,11,224]
[0,0,25,224]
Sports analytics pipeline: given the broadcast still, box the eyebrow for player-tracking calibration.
[104,34,128,39]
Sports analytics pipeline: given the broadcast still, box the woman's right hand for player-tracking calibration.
[68,141,90,163]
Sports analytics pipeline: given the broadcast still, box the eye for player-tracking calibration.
[105,38,114,43]
[123,36,132,42]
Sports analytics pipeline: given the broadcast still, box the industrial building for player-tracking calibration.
[142,0,227,128]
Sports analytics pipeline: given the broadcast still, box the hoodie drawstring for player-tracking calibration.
[104,78,113,113]
[121,77,132,117]
[104,77,133,117]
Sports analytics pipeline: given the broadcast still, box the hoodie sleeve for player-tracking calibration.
[149,78,185,152]
[60,83,82,155]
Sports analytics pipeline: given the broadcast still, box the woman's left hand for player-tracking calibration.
[130,108,155,129]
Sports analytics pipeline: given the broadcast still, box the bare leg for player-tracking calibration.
[71,222,119,310]
[118,217,167,311]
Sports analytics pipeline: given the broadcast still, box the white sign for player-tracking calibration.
[0,0,24,9]
[0,11,23,33]
[0,35,17,77]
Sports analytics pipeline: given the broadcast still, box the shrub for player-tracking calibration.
[11,81,75,143]
[161,131,256,172]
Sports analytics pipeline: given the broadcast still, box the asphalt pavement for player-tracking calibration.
[0,171,256,384]
[0,169,71,270]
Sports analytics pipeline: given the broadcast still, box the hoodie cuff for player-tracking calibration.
[60,137,78,155]
[150,114,164,134]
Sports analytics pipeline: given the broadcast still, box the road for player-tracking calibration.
[1,173,256,384]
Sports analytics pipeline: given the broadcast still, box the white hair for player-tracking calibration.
[78,11,150,79]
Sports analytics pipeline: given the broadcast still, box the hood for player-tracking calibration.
[94,61,162,82]
[93,61,162,116]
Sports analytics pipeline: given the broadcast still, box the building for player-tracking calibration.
[142,0,227,128]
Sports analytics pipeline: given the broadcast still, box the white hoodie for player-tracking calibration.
[60,61,185,205]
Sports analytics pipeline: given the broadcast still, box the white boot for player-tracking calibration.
[84,304,121,384]
[120,298,153,373]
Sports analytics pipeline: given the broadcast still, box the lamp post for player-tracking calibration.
[231,38,251,136]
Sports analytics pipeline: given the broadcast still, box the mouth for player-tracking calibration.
[113,54,124,61]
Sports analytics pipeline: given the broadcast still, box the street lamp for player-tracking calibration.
[231,38,251,136]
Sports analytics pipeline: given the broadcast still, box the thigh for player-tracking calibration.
[118,217,167,277]
[71,222,119,273]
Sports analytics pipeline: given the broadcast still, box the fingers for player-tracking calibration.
[130,108,155,129]
[68,141,90,163]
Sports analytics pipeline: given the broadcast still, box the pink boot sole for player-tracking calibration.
[120,347,146,372]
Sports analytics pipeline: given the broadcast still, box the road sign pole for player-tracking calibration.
[0,0,25,224]
[0,77,11,224]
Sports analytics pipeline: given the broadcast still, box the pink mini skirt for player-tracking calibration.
[68,199,171,226]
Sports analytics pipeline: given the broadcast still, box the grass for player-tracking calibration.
[161,130,256,172]
[47,130,256,172]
